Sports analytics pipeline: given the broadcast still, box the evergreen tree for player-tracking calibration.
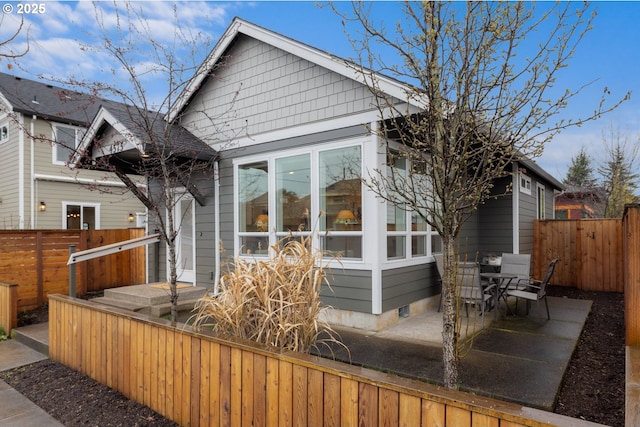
[564,147,597,187]
[599,143,639,218]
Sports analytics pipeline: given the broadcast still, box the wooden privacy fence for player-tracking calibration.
[533,218,623,292]
[624,204,640,346]
[0,228,146,312]
[49,295,599,427]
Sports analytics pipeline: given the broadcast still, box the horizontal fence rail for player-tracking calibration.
[49,294,602,427]
[0,229,146,312]
[533,219,623,292]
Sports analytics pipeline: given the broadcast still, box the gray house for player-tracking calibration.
[78,18,562,330]
[0,73,146,230]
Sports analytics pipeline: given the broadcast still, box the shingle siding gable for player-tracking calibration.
[180,35,376,143]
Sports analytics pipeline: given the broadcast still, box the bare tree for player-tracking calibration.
[69,2,240,321]
[332,1,629,388]
[598,124,640,218]
[0,15,30,67]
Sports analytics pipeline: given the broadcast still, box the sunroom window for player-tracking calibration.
[319,146,362,259]
[385,152,437,260]
[238,161,269,255]
[235,143,363,260]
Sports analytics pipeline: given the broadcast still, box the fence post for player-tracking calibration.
[69,245,76,298]
[0,282,18,336]
[624,204,640,346]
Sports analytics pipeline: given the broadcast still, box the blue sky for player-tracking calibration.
[1,1,639,182]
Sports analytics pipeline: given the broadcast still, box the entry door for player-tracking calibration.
[174,196,195,283]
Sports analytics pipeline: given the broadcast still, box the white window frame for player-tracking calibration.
[537,183,546,219]
[62,202,101,229]
[233,138,365,265]
[519,173,532,195]
[53,124,84,165]
[384,147,437,262]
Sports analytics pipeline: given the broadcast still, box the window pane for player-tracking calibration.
[322,236,362,259]
[82,206,95,229]
[412,235,426,256]
[412,212,427,232]
[319,146,361,232]
[276,154,311,232]
[431,234,442,254]
[66,205,81,229]
[238,162,269,232]
[386,155,406,232]
[56,127,76,163]
[387,236,406,259]
[239,236,269,256]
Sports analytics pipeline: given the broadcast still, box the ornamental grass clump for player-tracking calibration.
[192,235,343,354]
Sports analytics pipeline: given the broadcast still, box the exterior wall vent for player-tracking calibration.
[398,305,410,318]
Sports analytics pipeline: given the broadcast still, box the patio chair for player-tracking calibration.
[457,262,494,327]
[500,253,532,291]
[506,258,559,319]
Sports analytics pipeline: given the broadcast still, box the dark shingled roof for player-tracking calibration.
[0,72,215,161]
[103,102,216,160]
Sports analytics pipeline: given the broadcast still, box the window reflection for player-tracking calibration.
[276,155,311,232]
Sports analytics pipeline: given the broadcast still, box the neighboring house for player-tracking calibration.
[77,18,563,330]
[555,185,606,219]
[0,73,146,230]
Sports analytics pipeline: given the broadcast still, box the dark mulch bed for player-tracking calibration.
[1,287,625,427]
[547,286,625,426]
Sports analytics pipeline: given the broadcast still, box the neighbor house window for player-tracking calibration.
[63,202,99,229]
[235,143,363,260]
[0,123,8,143]
[537,184,546,219]
[54,124,84,164]
[519,173,532,195]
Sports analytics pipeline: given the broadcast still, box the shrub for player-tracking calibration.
[192,234,344,354]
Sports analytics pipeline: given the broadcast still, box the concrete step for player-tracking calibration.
[91,297,150,312]
[104,283,208,306]
[12,323,49,355]
[141,298,202,319]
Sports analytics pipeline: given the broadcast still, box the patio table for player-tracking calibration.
[480,272,517,319]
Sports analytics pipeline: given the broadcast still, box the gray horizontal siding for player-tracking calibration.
[320,269,372,313]
[381,263,439,312]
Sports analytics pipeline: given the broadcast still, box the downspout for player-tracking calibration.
[213,159,221,293]
[29,115,36,228]
[18,114,25,229]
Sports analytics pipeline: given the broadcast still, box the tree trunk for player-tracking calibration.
[441,235,459,389]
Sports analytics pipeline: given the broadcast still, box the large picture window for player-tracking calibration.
[236,143,363,260]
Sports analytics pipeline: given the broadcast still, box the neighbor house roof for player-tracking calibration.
[0,72,121,127]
